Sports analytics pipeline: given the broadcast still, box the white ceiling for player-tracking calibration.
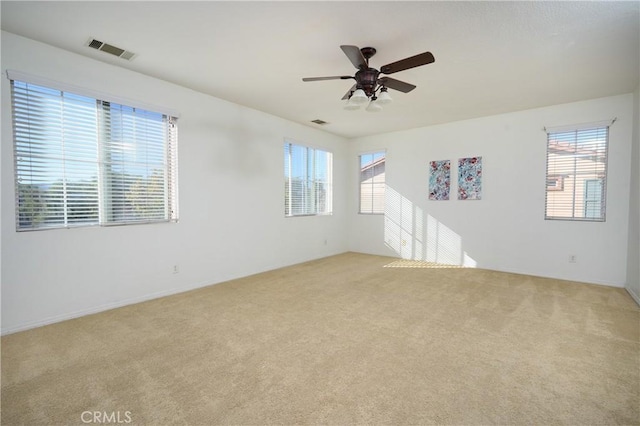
[1,1,639,138]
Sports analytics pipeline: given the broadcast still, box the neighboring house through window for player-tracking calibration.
[584,179,604,219]
[544,124,609,221]
[359,151,386,214]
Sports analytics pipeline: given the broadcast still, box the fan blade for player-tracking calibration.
[380,52,435,75]
[341,84,357,100]
[340,45,367,69]
[378,77,416,93]
[303,76,353,82]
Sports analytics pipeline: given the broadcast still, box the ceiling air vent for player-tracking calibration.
[311,119,328,125]
[86,38,135,61]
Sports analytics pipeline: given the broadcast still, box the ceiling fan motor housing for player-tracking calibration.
[355,68,380,97]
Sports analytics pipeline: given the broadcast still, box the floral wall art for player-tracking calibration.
[458,156,482,200]
[429,160,451,200]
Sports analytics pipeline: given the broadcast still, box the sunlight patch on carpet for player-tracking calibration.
[383,259,466,268]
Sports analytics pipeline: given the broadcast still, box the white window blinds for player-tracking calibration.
[359,151,386,214]
[544,125,608,221]
[11,79,178,230]
[284,142,333,216]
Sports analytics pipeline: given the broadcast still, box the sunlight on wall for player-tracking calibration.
[384,186,477,267]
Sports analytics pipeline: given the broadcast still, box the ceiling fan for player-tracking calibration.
[302,45,435,111]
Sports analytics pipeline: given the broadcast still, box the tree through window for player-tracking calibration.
[11,78,178,230]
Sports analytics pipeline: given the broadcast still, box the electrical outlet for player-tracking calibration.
[569,255,576,263]
[173,264,179,274]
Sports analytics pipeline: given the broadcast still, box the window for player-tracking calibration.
[359,151,386,214]
[584,179,604,219]
[546,175,564,191]
[11,78,178,231]
[544,125,608,221]
[284,141,332,216]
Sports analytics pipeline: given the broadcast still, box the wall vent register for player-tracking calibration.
[87,38,135,61]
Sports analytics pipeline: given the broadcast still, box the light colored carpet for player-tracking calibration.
[2,252,639,425]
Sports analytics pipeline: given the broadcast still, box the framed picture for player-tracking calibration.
[429,160,451,200]
[458,156,482,200]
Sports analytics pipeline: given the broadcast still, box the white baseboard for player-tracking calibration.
[626,286,640,307]
[0,278,217,336]
[478,266,625,288]
[1,251,349,336]
[3,251,632,335]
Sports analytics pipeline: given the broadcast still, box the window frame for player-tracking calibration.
[544,124,609,222]
[284,140,333,217]
[9,72,179,231]
[358,150,386,215]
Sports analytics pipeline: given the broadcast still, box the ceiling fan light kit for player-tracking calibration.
[377,88,392,105]
[350,88,369,104]
[365,98,383,112]
[303,45,434,113]
[344,101,361,111]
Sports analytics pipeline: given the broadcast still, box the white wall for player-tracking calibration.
[2,31,637,335]
[0,32,349,334]
[626,86,640,303]
[348,95,634,287]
